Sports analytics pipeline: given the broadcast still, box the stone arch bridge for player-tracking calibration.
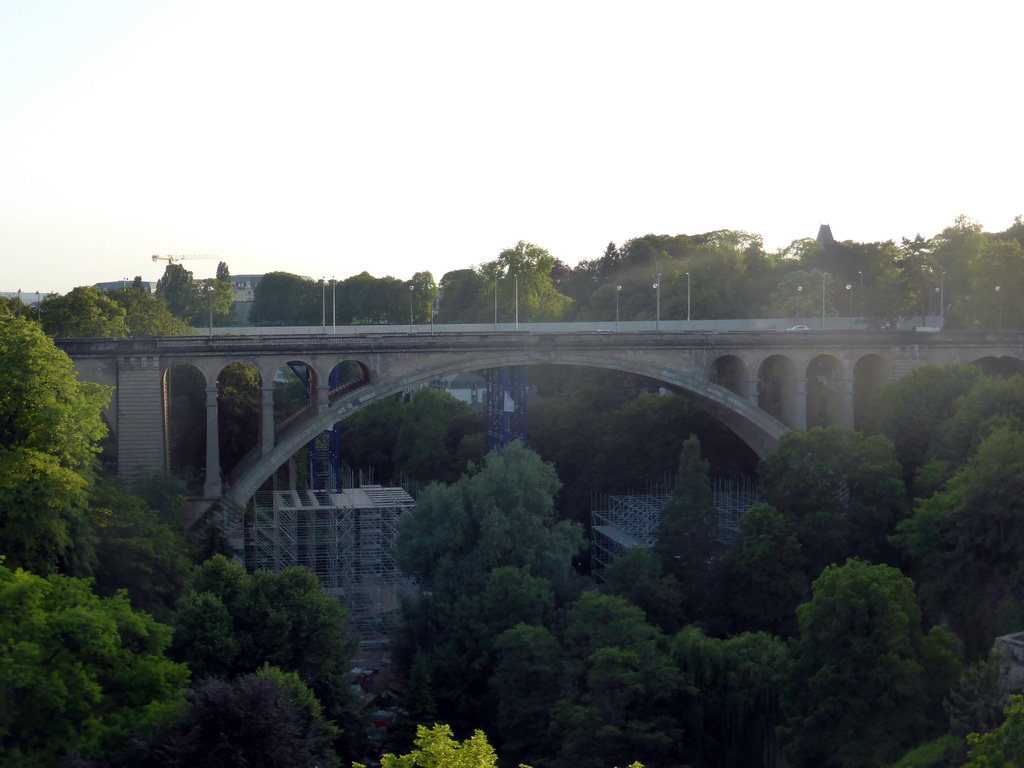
[57,329,1024,512]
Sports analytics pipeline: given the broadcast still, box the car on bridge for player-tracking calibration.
[787,325,809,331]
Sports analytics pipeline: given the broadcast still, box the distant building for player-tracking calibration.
[433,372,487,406]
[995,631,1024,692]
[231,274,264,303]
[94,280,155,293]
[816,224,835,246]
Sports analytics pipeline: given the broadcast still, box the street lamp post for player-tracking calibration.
[995,285,1002,330]
[940,271,946,320]
[409,284,414,332]
[514,274,519,331]
[846,284,853,329]
[331,276,336,334]
[685,272,691,323]
[616,285,622,330]
[35,290,40,320]
[858,271,863,317]
[207,284,214,337]
[321,277,326,333]
[821,272,827,328]
[654,273,661,330]
[493,274,498,330]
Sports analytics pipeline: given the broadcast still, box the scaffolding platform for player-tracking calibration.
[590,477,760,581]
[250,485,418,640]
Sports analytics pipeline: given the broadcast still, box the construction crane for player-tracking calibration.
[151,254,219,264]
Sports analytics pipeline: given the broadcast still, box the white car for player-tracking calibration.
[787,325,809,331]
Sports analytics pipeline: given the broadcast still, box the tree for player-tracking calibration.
[0,315,110,575]
[483,241,573,322]
[119,666,341,768]
[107,284,196,336]
[782,558,961,768]
[436,269,490,324]
[552,591,684,768]
[409,270,438,324]
[601,548,684,634]
[758,427,908,579]
[653,435,722,627]
[39,285,129,338]
[490,622,563,766]
[865,363,983,494]
[671,628,790,768]
[86,475,192,624]
[249,272,319,326]
[719,503,806,636]
[395,441,584,599]
[375,724,497,768]
[894,426,1024,658]
[963,695,1024,767]
[155,264,199,321]
[171,556,360,732]
[216,362,261,475]
[396,566,558,735]
[0,564,189,766]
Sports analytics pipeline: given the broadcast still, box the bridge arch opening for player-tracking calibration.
[709,354,751,398]
[165,362,207,490]
[805,354,845,428]
[216,362,262,477]
[970,356,1024,377]
[852,354,888,429]
[757,354,799,428]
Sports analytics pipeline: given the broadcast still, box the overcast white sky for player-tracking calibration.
[1,0,1020,295]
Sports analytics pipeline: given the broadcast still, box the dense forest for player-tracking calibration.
[3,218,1024,767]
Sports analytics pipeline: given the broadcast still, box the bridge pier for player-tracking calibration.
[204,385,222,498]
[840,377,856,430]
[792,377,808,430]
[261,386,275,455]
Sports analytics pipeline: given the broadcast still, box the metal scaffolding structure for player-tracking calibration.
[590,477,760,581]
[486,365,528,450]
[250,485,417,639]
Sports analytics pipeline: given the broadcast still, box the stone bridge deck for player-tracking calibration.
[57,328,1024,507]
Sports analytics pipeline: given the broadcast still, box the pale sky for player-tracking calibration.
[1,0,1020,295]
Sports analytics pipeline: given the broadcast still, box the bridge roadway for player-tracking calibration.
[56,326,1024,511]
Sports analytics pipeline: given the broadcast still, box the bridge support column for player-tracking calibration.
[316,384,329,413]
[261,386,275,455]
[840,378,856,430]
[742,378,759,406]
[792,377,808,430]
[204,386,222,498]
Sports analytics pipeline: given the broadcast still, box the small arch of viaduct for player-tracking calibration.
[57,331,1024,512]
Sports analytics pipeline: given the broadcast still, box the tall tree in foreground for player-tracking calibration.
[653,435,722,628]
[0,313,110,576]
[782,558,961,768]
[395,441,584,599]
[0,565,189,766]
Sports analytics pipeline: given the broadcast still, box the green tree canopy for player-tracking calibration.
[395,441,585,598]
[249,271,319,326]
[758,427,908,578]
[0,315,110,575]
[39,285,129,338]
[0,564,189,766]
[482,241,573,322]
[894,425,1024,658]
[171,556,359,725]
[783,558,961,768]
[107,284,196,336]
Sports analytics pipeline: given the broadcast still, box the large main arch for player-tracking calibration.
[223,349,790,507]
